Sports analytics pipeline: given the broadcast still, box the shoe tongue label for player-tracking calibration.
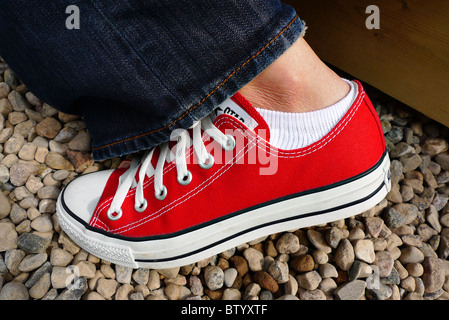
[210,99,258,130]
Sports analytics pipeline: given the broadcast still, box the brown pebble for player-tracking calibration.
[35,117,61,139]
[229,256,249,276]
[204,288,224,300]
[252,271,279,293]
[335,270,349,285]
[264,240,278,257]
[242,273,253,288]
[290,254,315,273]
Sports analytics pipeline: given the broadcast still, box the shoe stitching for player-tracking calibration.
[95,120,255,233]
[253,88,364,158]
[91,128,215,225]
[112,126,257,235]
[93,217,108,230]
[90,134,206,227]
[93,119,256,233]
[90,143,194,227]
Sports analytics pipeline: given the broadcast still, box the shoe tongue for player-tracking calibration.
[210,92,270,140]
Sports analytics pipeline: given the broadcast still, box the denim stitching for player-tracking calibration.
[92,14,300,152]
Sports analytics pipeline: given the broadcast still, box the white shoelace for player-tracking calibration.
[106,116,235,221]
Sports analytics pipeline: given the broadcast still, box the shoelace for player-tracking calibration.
[107,116,236,221]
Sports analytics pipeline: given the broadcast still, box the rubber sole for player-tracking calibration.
[56,153,391,269]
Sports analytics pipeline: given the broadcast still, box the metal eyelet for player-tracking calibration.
[134,199,148,213]
[199,153,214,169]
[155,185,167,201]
[177,170,192,185]
[107,208,122,221]
[222,134,235,151]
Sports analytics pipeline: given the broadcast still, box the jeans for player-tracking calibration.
[0,0,305,160]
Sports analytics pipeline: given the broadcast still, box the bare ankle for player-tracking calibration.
[239,37,350,113]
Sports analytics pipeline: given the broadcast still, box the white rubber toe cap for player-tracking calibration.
[59,169,114,224]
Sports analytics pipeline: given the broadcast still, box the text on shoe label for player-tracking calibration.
[210,99,258,130]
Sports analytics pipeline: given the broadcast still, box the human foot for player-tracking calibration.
[239,37,350,114]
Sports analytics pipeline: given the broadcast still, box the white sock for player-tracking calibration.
[255,79,357,150]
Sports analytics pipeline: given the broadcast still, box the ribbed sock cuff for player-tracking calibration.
[255,79,356,150]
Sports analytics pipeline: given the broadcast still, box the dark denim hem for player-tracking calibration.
[92,14,305,160]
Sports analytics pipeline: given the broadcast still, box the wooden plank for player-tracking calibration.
[284,0,449,127]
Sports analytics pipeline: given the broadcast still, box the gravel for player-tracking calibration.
[0,59,448,300]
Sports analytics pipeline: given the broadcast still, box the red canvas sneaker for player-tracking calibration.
[56,80,391,269]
